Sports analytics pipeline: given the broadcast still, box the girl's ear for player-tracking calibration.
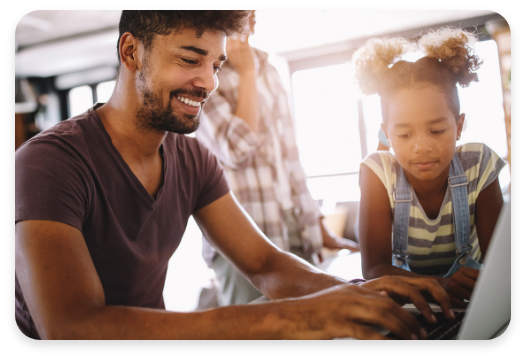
[380,123,392,148]
[456,114,466,140]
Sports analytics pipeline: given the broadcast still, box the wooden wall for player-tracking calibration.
[15,113,26,150]
[487,19,511,175]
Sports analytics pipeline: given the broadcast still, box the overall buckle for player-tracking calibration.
[456,245,472,258]
[393,192,413,202]
[448,175,469,188]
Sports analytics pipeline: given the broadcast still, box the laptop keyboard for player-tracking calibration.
[386,311,465,340]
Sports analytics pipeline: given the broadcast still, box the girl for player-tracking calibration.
[354,28,506,308]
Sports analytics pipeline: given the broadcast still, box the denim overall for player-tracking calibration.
[392,153,483,278]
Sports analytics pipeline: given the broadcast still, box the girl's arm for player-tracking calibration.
[474,178,504,262]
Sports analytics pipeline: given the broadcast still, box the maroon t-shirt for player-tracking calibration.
[15,105,230,339]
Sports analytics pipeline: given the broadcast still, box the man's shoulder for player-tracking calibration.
[16,110,98,164]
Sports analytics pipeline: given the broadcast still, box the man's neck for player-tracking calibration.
[95,96,167,162]
[95,97,166,198]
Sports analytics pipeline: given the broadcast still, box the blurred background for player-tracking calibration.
[14,9,511,312]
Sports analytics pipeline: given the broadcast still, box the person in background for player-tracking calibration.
[196,11,359,306]
[355,27,506,308]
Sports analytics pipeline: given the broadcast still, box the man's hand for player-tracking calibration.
[361,276,455,325]
[437,267,479,308]
[281,277,448,340]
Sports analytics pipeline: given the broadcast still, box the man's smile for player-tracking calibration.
[176,95,202,108]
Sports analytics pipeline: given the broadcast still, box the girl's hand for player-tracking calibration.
[437,267,479,308]
[361,276,455,324]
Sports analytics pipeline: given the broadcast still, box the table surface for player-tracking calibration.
[318,250,363,281]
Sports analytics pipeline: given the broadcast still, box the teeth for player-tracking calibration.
[178,96,201,107]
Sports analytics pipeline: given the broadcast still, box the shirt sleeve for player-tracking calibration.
[476,144,507,196]
[193,140,231,212]
[15,137,92,231]
[197,72,264,170]
[360,152,389,191]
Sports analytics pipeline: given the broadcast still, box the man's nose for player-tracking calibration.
[192,66,218,93]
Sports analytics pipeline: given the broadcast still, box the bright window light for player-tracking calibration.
[69,85,93,117]
[292,64,362,177]
[96,80,116,103]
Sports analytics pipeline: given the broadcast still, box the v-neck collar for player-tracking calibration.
[89,104,167,205]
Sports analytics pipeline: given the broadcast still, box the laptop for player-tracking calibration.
[385,199,511,340]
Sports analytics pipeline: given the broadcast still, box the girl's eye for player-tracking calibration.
[397,133,411,139]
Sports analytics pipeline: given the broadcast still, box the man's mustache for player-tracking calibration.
[171,88,210,102]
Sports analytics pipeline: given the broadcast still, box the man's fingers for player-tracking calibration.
[364,277,454,323]
[338,285,423,339]
[349,295,423,339]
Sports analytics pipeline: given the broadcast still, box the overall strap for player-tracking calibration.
[448,152,472,260]
[392,162,412,264]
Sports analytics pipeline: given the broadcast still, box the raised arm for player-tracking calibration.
[197,40,261,170]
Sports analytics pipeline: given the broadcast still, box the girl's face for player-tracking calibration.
[382,84,465,186]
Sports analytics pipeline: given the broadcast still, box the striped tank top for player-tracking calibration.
[361,143,506,275]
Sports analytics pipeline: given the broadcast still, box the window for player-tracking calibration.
[96,80,116,103]
[68,85,93,118]
[291,64,363,207]
[67,80,115,118]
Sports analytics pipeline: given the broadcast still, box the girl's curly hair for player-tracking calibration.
[352,27,483,121]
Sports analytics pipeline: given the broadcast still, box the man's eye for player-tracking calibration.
[182,58,198,65]
[214,66,222,73]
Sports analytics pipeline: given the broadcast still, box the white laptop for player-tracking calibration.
[392,199,511,340]
[455,199,511,339]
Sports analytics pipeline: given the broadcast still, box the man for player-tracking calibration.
[197,11,359,306]
[15,10,454,340]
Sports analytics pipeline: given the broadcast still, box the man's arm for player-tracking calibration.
[225,38,259,133]
[16,194,453,339]
[17,219,317,339]
[194,193,346,299]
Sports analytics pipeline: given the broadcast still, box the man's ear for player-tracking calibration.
[119,32,140,72]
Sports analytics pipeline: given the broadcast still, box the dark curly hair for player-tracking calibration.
[117,10,252,63]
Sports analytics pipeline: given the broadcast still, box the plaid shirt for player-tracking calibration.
[196,48,322,266]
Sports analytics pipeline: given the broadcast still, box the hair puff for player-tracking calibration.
[352,37,415,95]
[418,27,482,87]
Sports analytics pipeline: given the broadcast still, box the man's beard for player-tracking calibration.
[135,72,206,135]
